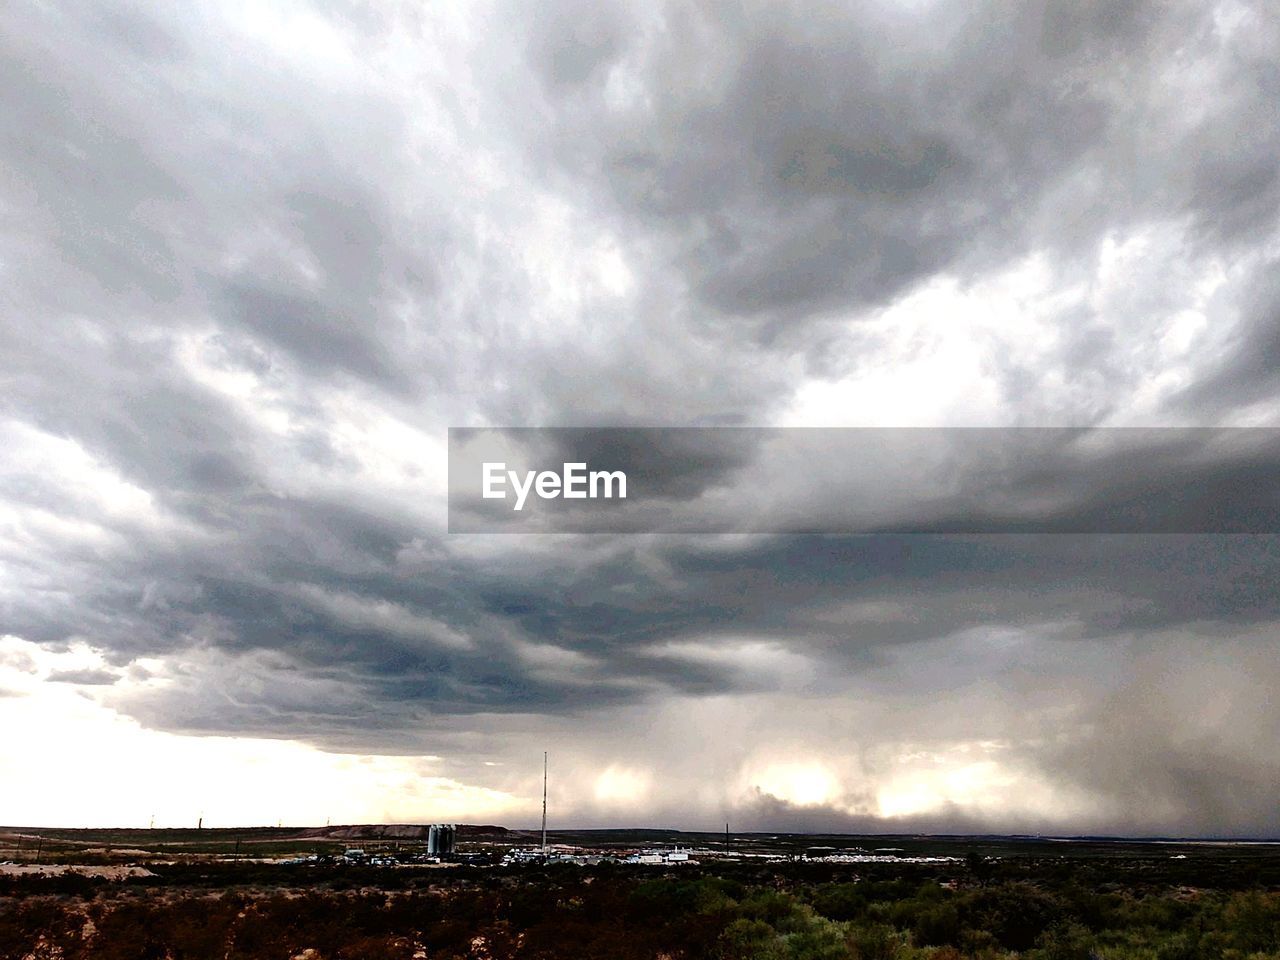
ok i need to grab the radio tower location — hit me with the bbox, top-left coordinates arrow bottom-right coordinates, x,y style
541,751 -> 548,854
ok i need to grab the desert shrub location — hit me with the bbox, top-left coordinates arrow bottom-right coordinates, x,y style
781,916 -> 853,960
740,890 -> 808,931
0,898 -> 84,960
1221,890 -> 1280,954
1153,931 -> 1211,960
1032,922 -> 1097,960
811,884 -> 867,922
911,902 -> 961,948
962,882 -> 1067,952
628,877 -> 733,921
847,922 -> 902,960
718,918 -> 781,960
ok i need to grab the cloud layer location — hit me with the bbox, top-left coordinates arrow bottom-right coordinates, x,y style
2,0 -> 1280,834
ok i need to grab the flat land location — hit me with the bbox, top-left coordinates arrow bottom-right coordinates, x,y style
3,827 -> 1279,959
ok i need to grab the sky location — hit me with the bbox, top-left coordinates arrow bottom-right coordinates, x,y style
1,0 -> 1279,835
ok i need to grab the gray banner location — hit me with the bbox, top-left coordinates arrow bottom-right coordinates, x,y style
448,427 -> 1280,533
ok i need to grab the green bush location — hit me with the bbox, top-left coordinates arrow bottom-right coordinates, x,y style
911,902 -> 961,947
848,922 -> 902,960
812,884 -> 868,922
1032,922 -> 1096,960
781,916 -> 852,960
718,917 -> 780,959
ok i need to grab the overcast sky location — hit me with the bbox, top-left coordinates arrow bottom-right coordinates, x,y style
2,0 -> 1280,835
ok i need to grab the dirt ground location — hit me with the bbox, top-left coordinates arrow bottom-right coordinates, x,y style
0,863 -> 153,879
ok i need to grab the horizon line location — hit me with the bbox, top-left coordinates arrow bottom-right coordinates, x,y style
4,823 -> 1280,844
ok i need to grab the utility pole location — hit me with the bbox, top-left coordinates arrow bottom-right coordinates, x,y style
541,751 -> 548,854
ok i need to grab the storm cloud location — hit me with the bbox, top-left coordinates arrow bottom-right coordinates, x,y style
2,0 -> 1280,835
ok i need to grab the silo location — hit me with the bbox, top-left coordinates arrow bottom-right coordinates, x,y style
427,824 -> 439,856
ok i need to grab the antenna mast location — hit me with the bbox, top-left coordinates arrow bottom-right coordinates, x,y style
541,751 -> 548,853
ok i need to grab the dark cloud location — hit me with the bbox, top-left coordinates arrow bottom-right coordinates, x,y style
2,0 -> 1279,835
510,0 -> 1242,331
1177,259 -> 1280,413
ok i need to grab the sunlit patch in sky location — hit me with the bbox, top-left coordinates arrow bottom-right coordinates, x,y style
593,765 -> 652,806
749,762 -> 840,809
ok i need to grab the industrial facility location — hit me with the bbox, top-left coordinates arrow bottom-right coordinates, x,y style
426,823 -> 455,857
